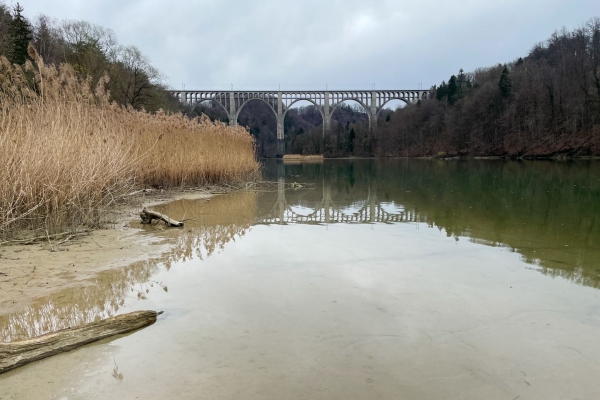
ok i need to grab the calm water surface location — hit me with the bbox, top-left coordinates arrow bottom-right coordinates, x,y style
1,159 -> 599,400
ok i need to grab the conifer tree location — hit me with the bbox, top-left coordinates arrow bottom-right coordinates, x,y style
436,81 -> 448,101
447,75 -> 458,104
498,66 -> 512,97
8,3 -> 32,65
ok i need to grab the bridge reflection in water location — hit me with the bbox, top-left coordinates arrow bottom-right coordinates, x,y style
256,173 -> 421,225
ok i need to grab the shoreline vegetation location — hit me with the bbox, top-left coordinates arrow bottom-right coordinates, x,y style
0,46 -> 259,240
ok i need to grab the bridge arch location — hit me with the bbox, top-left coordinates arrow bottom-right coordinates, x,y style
376,97 -> 410,115
330,98 -> 372,127
283,98 -> 325,120
330,98 -> 370,114
194,98 -> 231,120
234,97 -> 277,121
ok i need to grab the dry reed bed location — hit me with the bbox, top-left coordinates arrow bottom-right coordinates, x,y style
0,46 -> 258,239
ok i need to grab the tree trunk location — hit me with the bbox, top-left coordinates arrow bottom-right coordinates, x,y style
140,207 -> 183,227
0,310 -> 160,374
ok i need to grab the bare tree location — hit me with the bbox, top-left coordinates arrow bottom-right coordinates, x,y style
57,20 -> 118,79
110,45 -> 163,109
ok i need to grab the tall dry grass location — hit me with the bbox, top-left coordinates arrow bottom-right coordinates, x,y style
0,46 -> 258,239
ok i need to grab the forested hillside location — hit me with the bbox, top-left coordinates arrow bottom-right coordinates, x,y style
376,18 -> 600,158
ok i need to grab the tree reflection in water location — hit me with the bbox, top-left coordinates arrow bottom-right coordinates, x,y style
264,159 -> 600,290
0,192 -> 257,342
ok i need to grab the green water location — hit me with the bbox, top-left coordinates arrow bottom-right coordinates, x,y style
261,159 -> 600,288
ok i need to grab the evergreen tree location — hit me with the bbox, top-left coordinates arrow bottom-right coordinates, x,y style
436,81 -> 447,101
8,3 -> 32,65
447,75 -> 458,104
498,66 -> 512,97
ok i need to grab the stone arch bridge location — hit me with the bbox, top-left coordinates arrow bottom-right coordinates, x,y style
168,89 -> 428,156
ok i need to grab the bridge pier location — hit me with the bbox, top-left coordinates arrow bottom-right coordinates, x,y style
276,91 -> 284,157
229,90 -> 237,127
370,91 -> 377,132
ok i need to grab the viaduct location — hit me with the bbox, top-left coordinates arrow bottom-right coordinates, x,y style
168,89 -> 429,156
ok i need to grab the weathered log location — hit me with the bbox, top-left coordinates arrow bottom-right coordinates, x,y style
0,310 -> 161,374
139,207 -> 183,227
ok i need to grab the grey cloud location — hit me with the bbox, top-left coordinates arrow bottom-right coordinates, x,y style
18,0 -> 599,90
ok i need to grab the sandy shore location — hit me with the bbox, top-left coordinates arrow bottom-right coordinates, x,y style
0,190 -> 212,317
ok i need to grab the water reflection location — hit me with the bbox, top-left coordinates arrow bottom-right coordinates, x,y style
1,159 -> 599,342
144,193 -> 257,265
261,159 -> 600,288
0,193 -> 257,342
255,177 -> 420,225
0,258 -> 160,342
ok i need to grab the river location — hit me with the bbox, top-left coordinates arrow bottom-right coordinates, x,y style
1,159 -> 599,399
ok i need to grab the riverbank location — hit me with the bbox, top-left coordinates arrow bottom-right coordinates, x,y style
0,188 -> 215,317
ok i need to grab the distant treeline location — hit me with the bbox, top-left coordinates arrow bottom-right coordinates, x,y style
0,2 -> 180,112
378,18 -> 600,158
197,18 -> 600,158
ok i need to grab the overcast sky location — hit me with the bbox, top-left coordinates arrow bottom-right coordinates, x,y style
14,0 -> 600,91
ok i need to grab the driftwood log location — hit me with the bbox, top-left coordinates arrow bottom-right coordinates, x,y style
140,207 -> 183,227
0,310 -> 161,374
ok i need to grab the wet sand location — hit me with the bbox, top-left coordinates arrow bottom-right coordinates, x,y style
0,228 -> 170,317
0,191 -> 212,326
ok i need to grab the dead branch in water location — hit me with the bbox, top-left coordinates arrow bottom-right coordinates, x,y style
140,208 -> 184,227
0,310 -> 162,375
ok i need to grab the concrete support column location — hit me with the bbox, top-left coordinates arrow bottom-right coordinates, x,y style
321,91 -> 331,155
370,91 -> 378,131
229,91 -> 237,126
276,91 -> 284,157
323,92 -> 331,136
181,92 -> 187,105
